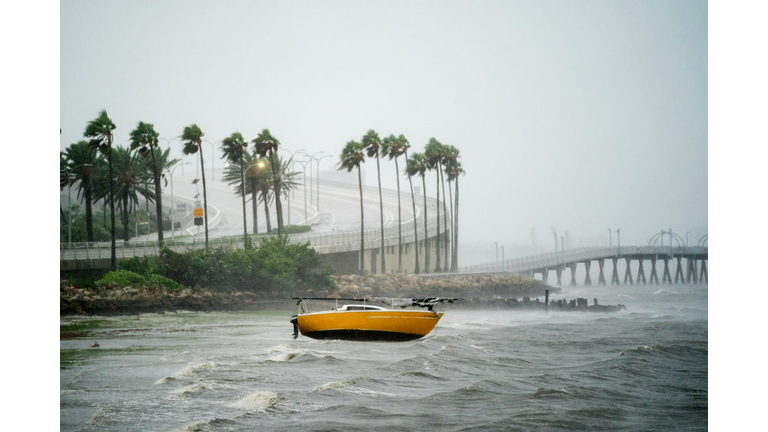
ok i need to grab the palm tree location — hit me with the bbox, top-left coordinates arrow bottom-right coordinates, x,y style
253,129 -> 284,236
425,138 -> 444,272
110,146 -> 153,241
398,135 -> 420,274
438,144 -> 454,272
338,140 -> 366,275
221,132 -> 249,243
84,109 -> 117,269
63,140 -> 99,242
223,150 -> 263,235
382,134 -> 405,273
180,124 -> 209,249
442,145 -> 460,271
129,121 -> 165,246
447,160 -> 464,272
406,152 -> 429,273
362,130 -> 386,274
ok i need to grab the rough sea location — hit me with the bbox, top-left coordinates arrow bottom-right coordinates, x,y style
60,283 -> 707,431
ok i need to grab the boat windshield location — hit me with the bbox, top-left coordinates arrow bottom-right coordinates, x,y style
338,305 -> 387,311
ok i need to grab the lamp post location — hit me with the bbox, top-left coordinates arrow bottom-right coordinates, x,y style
281,148 -> 305,201
294,158 -> 311,222
616,228 -> 621,255
608,228 -> 612,248
308,151 -> 324,206
160,137 -> 182,175
60,163 -> 90,246
501,245 -> 505,271
315,154 -> 333,212
494,241 -> 498,271
165,163 -> 188,240
203,140 -> 218,182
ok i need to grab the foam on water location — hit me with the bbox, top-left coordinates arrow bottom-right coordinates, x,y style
230,390 -> 281,411
173,420 -> 214,432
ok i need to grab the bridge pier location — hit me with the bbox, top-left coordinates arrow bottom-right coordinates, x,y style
650,257 -> 659,284
598,259 -> 606,285
674,257 -> 685,284
583,261 -> 592,285
556,268 -> 562,286
611,257 -> 620,286
699,259 -> 708,284
686,258 -> 698,284
569,264 -> 577,286
623,257 -> 634,285
662,258 -> 672,284
637,259 -> 647,285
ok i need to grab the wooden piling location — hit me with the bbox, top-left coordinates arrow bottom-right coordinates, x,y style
545,289 -> 549,312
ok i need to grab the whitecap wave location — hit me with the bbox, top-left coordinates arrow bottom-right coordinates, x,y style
173,420 -> 213,432
230,390 -> 281,411
174,361 -> 217,378
171,382 -> 211,395
313,378 -> 357,392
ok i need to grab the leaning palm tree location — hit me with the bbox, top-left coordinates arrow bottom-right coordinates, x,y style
180,124 -> 209,249
223,150 -> 264,235
338,140 -> 366,275
441,144 -> 459,271
398,135 -> 420,274
63,140 -> 99,242
382,134 -> 406,273
361,129 -> 386,274
253,129 -> 284,236
406,152 -> 430,273
111,146 -> 154,241
130,121 -> 165,246
447,160 -> 464,272
221,132 -> 249,243
424,138 -> 444,272
84,109 -> 117,269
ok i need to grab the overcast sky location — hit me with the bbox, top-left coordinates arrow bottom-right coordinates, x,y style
59,0 -> 708,258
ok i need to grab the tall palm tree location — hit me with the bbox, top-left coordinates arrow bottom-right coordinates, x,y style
223,150 -> 263,234
361,129 -> 386,274
439,144 -> 456,272
130,121 -> 165,246
382,134 -> 405,273
447,160 -> 464,272
398,135 -> 420,274
110,146 -> 153,241
253,129 -> 284,236
424,138 -> 444,272
84,109 -> 117,269
442,145 -> 461,271
63,140 -> 99,242
180,124 -> 209,249
406,152 -> 429,273
338,140 -> 366,275
221,132 -> 249,243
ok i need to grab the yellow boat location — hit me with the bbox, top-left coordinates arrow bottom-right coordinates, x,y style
290,297 -> 456,342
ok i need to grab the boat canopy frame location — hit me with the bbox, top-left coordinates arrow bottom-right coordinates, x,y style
292,297 -> 458,311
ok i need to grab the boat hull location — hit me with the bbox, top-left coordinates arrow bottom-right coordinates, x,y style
297,310 -> 444,342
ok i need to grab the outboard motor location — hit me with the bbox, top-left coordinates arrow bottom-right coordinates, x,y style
290,315 -> 299,339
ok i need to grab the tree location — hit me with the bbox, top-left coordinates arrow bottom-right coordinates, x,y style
180,124 -> 209,249
130,121 -> 165,246
223,150 -> 264,235
221,132 -> 249,243
63,141 -> 100,242
362,129 -> 386,274
382,133 -> 405,273
442,144 -> 460,272
253,129 -> 284,236
110,146 -> 153,241
446,158 -> 464,272
424,138 -> 444,272
338,140 -> 366,275
398,135 -> 420,274
84,109 -> 117,269
406,152 -> 430,273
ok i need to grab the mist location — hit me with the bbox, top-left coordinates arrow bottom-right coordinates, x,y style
59,0 -> 707,265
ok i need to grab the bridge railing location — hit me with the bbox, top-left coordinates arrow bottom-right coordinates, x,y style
459,246 -> 708,274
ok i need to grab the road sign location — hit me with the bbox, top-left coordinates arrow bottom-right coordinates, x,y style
176,202 -> 186,214
194,208 -> 204,217
194,217 -> 204,226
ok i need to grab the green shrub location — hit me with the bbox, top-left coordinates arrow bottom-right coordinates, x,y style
96,270 -> 147,288
146,274 -> 185,292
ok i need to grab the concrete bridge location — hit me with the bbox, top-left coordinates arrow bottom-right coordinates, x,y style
458,246 -> 708,285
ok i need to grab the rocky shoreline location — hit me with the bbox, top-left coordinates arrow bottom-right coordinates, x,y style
60,273 -> 561,316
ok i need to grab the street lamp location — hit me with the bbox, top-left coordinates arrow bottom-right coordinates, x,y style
616,228 -> 621,255
293,158 -> 312,222
160,137 -> 183,175
315,154 -> 333,212
501,245 -> 505,271
608,228 -> 612,247
307,151 -> 324,206
494,241 -> 499,270
165,163 -> 188,240
281,148 -> 305,201
60,163 -> 90,245
203,140 -> 219,182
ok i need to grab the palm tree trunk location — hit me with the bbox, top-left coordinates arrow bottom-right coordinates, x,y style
269,149 -> 284,236
453,176 -> 460,271
240,156 -> 247,242
434,170 -> 441,272
358,166 -> 365,275
150,152 -> 164,247
394,156 -> 402,273
439,162 -> 449,272
122,194 -> 130,241
447,178 -> 455,272
84,177 -> 94,242
199,144 -> 209,249
422,175 -> 429,273
376,152 -> 385,274
262,191 -> 272,233
407,168 -> 419,274
108,140 -> 116,269
251,183 -> 259,234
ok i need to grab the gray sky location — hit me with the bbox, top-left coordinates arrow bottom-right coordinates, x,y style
60,0 -> 708,260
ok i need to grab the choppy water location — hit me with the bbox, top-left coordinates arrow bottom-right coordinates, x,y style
60,283 -> 707,431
